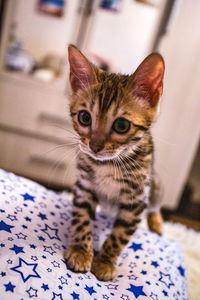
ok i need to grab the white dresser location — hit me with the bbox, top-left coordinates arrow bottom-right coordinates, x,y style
0,0 -> 81,188
0,70 -> 76,188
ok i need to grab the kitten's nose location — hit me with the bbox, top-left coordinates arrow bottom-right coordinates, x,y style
89,141 -> 104,153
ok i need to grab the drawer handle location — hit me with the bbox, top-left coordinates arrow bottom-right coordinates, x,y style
29,155 -> 66,170
38,113 -> 71,127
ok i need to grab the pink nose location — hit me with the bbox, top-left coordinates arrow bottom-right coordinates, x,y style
89,141 -> 104,153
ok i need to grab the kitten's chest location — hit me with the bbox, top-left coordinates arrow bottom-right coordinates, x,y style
92,163 -> 122,202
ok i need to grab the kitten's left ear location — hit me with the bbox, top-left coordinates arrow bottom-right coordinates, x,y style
128,53 -> 165,108
68,45 -> 97,93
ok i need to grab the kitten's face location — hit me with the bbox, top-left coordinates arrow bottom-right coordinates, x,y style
68,46 -> 165,161
70,79 -> 152,161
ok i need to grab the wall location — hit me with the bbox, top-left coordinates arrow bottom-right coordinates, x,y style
14,0 -> 80,60
152,0 -> 200,209
13,0 -> 163,73
86,0 -> 162,74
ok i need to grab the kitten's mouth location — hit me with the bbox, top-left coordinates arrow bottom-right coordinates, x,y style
79,143 -> 119,162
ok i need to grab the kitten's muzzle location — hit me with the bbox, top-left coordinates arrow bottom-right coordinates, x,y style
89,140 -> 104,153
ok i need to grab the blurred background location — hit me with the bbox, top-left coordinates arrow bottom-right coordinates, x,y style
0,0 -> 199,228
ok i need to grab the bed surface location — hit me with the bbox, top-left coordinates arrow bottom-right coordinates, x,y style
0,169 -> 187,299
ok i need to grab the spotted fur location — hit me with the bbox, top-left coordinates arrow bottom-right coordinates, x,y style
64,45 -> 165,281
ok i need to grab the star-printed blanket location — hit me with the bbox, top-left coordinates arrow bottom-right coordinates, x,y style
0,169 -> 187,299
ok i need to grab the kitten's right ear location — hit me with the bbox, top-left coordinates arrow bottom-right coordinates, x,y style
127,53 -> 165,108
68,45 -> 97,93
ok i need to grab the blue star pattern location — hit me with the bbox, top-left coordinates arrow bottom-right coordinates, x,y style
52,292 -> 63,300
38,212 -> 48,220
128,242 -> 143,252
71,291 -> 80,299
0,220 -> 15,232
85,284 -> 97,295
158,271 -> 175,289
4,281 -> 16,292
26,286 -> 38,297
9,244 -> 25,254
41,283 -> 49,291
0,169 -> 188,299
41,224 -> 60,240
59,276 -> 68,284
151,261 -> 159,268
177,265 -> 185,277
21,192 -> 35,202
126,284 -> 147,298
10,258 -> 41,282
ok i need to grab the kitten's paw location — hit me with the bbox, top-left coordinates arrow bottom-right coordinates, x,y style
147,211 -> 163,235
64,245 -> 93,272
91,255 -> 115,281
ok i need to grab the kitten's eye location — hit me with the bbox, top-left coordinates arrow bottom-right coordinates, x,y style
78,110 -> 91,127
112,118 -> 130,134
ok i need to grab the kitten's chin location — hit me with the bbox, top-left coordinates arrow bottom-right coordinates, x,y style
79,144 -> 119,162
83,150 -> 117,162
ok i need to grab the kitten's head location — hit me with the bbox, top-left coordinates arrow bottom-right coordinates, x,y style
68,45 -> 165,161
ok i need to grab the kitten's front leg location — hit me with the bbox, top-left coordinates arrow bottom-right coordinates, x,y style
91,199 -> 147,281
64,181 -> 98,272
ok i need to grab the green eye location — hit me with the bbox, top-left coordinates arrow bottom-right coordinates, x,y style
112,118 -> 130,134
78,110 -> 91,127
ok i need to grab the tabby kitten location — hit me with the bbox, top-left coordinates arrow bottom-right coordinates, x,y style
64,45 -> 165,281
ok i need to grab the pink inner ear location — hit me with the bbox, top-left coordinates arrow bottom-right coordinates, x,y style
68,45 -> 97,93
129,54 -> 165,108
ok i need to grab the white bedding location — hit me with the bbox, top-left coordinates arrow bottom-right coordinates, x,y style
0,169 -> 187,299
